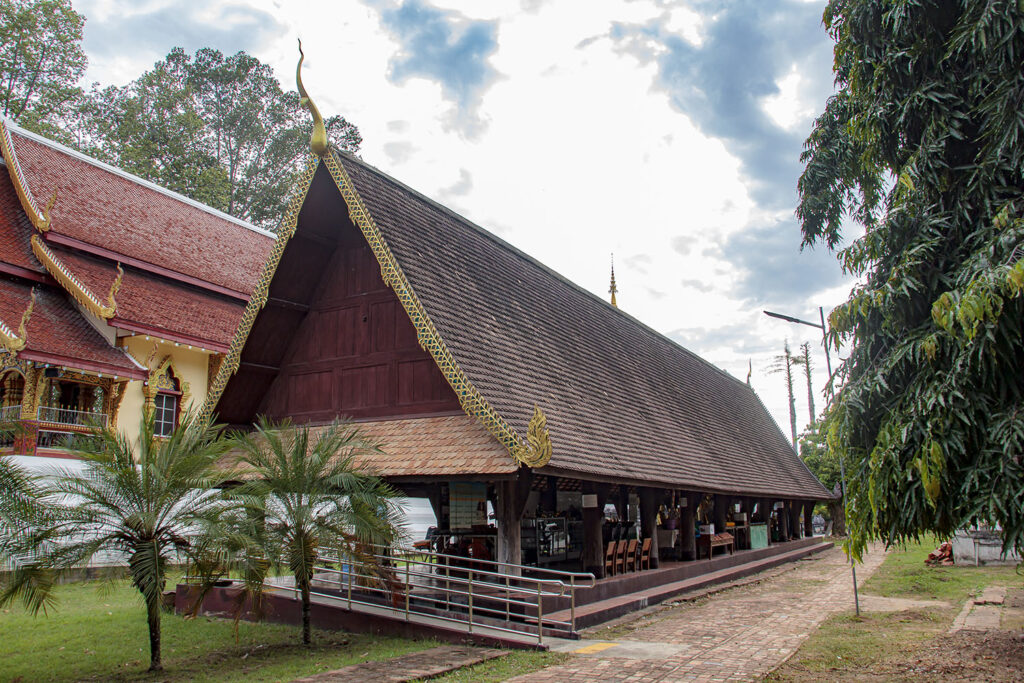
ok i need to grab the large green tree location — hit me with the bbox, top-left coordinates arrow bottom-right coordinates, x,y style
798,0 -> 1024,559
91,48 -> 362,229
0,0 -> 86,139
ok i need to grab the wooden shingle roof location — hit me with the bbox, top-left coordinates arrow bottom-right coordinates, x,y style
332,151 -> 830,499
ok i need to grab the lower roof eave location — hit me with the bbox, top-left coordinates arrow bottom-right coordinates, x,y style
375,465 -> 830,501
19,349 -> 148,380
112,318 -> 231,354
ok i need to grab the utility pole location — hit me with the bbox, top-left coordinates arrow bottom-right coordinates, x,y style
764,306 -> 860,616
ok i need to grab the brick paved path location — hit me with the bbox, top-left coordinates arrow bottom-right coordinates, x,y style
510,545 -> 886,682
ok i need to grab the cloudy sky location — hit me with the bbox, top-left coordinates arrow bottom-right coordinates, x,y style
76,0 -> 852,442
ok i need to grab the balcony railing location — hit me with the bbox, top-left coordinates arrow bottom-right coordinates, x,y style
0,404 -> 21,424
37,406 -> 109,428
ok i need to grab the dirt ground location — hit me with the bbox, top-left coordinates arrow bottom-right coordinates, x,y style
775,587 -> 1024,682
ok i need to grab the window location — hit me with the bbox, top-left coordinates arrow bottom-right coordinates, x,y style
153,392 -> 178,437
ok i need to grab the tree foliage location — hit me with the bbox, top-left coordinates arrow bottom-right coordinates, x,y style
88,48 -> 362,229
798,0 -> 1024,559
0,411 -> 232,671
0,0 -> 86,140
217,418 -> 403,646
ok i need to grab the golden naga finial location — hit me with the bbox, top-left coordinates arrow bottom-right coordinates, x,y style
609,253 -> 618,308
513,405 -> 552,468
0,288 -> 35,352
106,263 -> 124,310
296,39 -> 329,157
38,189 -> 58,232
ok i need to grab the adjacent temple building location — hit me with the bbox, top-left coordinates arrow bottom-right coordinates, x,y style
1,79 -> 829,585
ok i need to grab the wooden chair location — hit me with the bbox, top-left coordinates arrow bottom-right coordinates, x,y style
639,537 -> 652,570
625,538 -> 638,572
615,539 -> 628,575
604,541 -> 617,577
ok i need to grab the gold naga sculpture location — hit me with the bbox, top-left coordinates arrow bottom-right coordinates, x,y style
296,39 -> 329,157
0,289 -> 35,353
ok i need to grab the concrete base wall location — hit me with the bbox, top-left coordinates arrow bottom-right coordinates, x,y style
952,529 -> 1021,566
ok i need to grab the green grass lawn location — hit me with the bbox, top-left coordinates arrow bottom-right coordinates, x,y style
0,579 -> 434,682
767,536 -> 1023,681
860,537 -> 1019,603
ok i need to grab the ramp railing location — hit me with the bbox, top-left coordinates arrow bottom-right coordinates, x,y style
271,542 -> 595,644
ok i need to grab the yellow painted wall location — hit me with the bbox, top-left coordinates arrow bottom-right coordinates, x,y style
117,337 -> 213,446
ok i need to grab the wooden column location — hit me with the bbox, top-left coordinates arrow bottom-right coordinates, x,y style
803,501 -> 814,537
582,482 -> 610,577
614,485 -> 629,522
680,492 -> 697,561
778,500 -> 790,541
639,487 -> 660,568
790,502 -> 803,539
713,494 -> 730,534
495,469 -> 532,575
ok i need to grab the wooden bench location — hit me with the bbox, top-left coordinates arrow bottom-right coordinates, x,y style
698,532 -> 735,559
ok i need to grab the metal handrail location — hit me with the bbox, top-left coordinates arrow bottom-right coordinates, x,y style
0,405 -> 21,423
37,405 -> 108,427
358,541 -> 597,589
209,542 -> 596,645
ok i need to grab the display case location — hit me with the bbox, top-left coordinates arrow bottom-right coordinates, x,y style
521,518 -> 569,566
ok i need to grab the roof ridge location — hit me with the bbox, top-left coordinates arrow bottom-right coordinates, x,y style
3,118 -> 277,239
335,150 -> 753,393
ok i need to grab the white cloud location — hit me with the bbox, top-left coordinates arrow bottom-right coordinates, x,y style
74,0 -> 846,444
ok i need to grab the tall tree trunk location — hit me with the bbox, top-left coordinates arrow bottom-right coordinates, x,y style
300,580 -> 312,646
146,592 -> 162,671
801,342 -> 815,423
785,346 -> 797,445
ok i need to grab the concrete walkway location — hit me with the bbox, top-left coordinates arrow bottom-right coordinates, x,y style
508,544 -> 886,682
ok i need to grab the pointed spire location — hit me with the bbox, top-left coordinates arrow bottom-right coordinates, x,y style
609,253 -> 618,308
746,359 -> 753,386
296,39 -> 329,157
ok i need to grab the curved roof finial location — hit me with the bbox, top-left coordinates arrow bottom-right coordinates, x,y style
296,39 -> 329,157
609,253 -> 618,308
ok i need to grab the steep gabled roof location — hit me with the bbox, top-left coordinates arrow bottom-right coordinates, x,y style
0,279 -> 145,378
209,149 -> 829,500
1,120 -> 274,299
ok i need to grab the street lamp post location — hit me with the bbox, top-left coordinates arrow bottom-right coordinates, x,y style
763,306 -> 860,616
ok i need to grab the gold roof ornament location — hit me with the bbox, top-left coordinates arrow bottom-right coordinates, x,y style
513,405 -> 552,467
296,39 -> 329,157
31,234 -> 122,319
609,253 -> 618,308
0,288 -> 35,353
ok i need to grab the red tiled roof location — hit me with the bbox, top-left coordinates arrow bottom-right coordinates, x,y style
0,164 -> 42,274
0,279 -> 144,378
52,246 -> 245,350
333,152 -> 831,499
6,124 -> 274,296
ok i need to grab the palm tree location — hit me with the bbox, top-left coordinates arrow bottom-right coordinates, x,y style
225,418 -> 404,646
0,410 -> 232,672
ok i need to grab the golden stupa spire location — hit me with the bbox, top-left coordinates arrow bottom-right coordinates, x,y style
609,253 -> 618,308
296,39 -> 329,157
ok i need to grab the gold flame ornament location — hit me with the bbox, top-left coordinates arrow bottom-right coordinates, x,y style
514,405 -> 552,467
0,288 -> 35,352
296,39 -> 329,157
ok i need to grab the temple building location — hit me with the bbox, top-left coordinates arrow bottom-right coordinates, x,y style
1,102 -> 830,581
202,108 -> 831,577
0,118 -> 273,461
